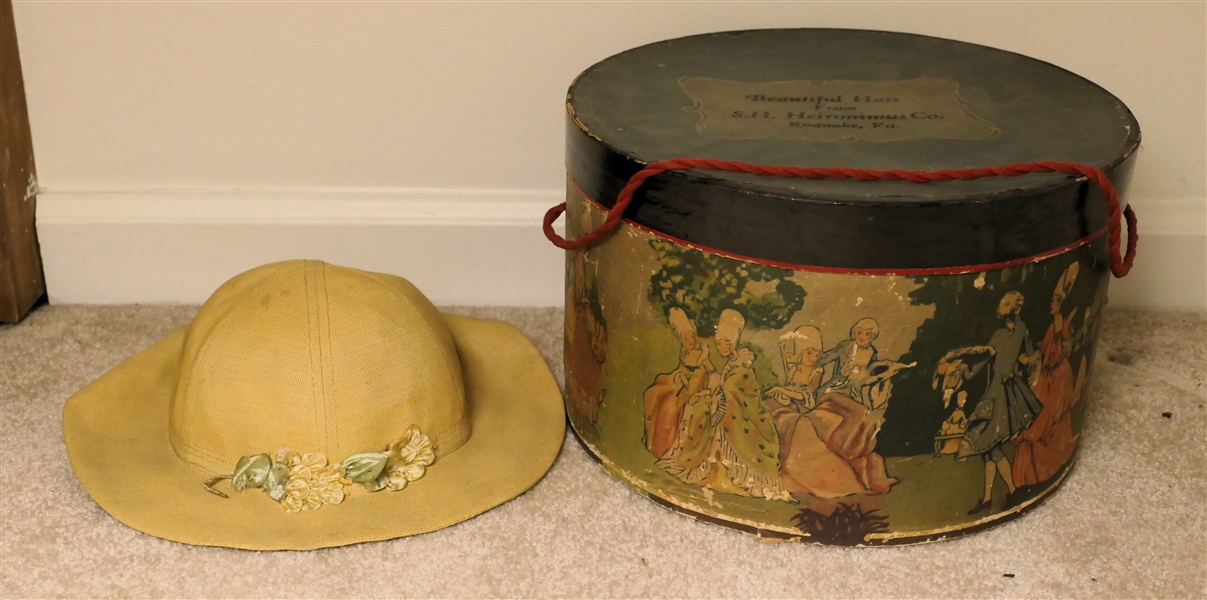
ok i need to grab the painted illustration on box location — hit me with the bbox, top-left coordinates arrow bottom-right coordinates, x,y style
562,182 -> 1110,545
565,209 -> 609,433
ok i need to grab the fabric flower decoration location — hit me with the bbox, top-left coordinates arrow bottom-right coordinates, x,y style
342,452 -> 389,485
278,450 -> 346,513
230,453 -> 272,491
218,425 -> 434,512
384,426 -> 436,491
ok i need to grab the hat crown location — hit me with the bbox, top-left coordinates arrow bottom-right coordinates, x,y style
169,261 -> 469,473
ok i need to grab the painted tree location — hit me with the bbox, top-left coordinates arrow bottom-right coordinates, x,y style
877,239 -> 1108,457
647,239 -> 806,338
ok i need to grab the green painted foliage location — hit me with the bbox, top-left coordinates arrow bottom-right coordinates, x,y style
647,239 -> 806,337
878,240 -> 1109,457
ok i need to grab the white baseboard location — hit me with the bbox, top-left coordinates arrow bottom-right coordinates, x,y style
36,187 -> 568,306
35,187 -> 1206,310
1106,233 -> 1206,311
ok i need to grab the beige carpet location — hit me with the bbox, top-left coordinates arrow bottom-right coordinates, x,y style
1,306 -> 1204,599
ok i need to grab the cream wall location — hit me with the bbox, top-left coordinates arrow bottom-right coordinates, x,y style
15,1 -> 1206,309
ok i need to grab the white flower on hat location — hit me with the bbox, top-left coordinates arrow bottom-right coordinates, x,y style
385,426 -> 436,491
279,451 -> 346,513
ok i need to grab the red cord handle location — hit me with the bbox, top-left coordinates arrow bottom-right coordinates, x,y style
544,159 -> 1137,278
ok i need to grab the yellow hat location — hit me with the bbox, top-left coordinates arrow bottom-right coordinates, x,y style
62,260 -> 565,550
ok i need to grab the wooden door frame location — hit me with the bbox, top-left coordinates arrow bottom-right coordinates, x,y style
1,0 -> 45,323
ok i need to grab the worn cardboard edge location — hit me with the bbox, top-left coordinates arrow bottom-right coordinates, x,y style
566,417 -> 1074,548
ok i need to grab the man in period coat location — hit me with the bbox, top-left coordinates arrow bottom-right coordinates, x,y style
957,291 -> 1044,515
816,317 -> 880,405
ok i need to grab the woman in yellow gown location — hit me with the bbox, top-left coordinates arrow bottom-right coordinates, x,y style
657,309 -> 789,501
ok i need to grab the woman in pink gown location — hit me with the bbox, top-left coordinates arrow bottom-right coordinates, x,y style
1013,264 -> 1081,486
643,308 -> 714,458
770,326 -> 900,498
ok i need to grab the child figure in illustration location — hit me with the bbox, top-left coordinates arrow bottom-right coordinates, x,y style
657,309 -> 789,501
936,391 -> 969,456
957,291 -> 1044,515
643,308 -> 716,459
816,318 -> 880,405
1013,263 -> 1082,486
932,346 -> 995,456
932,346 -> 995,408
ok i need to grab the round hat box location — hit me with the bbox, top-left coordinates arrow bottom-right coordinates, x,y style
556,29 -> 1139,546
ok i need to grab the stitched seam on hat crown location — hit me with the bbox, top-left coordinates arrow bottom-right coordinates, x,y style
175,263 -> 472,471
174,262 -> 311,471
357,270 -> 470,457
305,263 -> 327,458
323,263 -> 339,457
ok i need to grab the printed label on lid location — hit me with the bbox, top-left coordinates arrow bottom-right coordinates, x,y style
679,76 -> 1000,142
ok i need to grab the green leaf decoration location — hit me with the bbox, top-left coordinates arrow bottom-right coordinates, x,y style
362,470 -> 391,493
264,463 -> 291,502
341,452 -> 389,483
216,426 -> 436,509
231,454 -> 272,491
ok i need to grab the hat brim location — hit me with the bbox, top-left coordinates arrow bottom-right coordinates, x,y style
63,314 -> 565,550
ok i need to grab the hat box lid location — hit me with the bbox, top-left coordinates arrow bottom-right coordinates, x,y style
566,29 -> 1140,271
